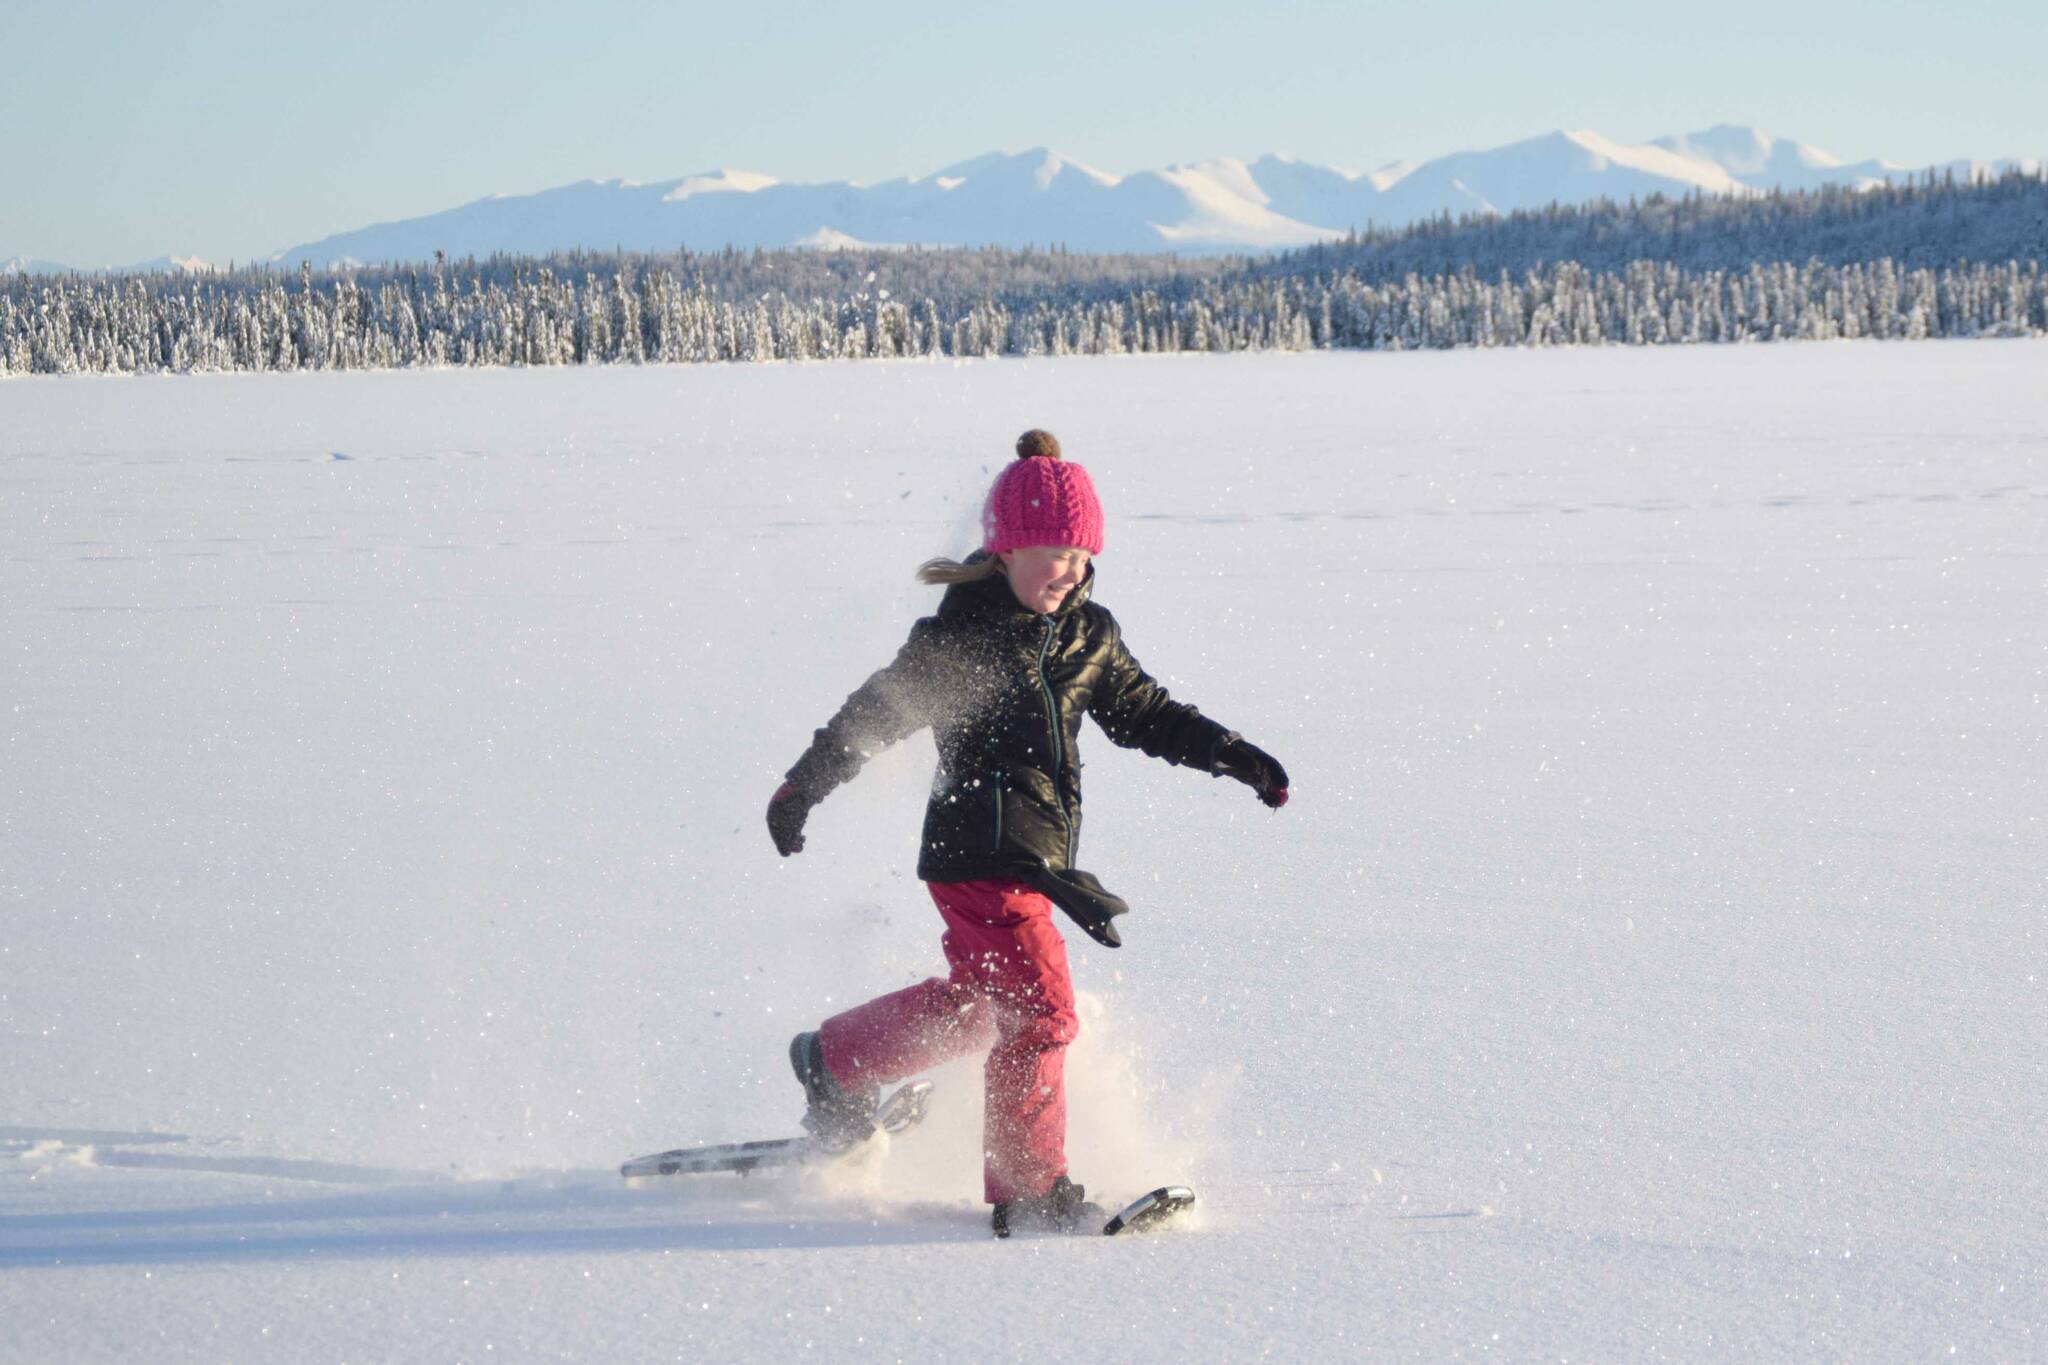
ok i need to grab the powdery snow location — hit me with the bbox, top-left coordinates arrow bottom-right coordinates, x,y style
1,342 -> 2043,1360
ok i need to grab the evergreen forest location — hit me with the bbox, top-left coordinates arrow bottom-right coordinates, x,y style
5,169 -> 2044,377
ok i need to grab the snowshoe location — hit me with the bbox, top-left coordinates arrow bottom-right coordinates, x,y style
1102,1185 -> 1197,1236
619,1079 -> 933,1180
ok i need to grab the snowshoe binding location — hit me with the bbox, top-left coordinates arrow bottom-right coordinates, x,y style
991,1175 -> 1107,1239
789,1030 -> 880,1153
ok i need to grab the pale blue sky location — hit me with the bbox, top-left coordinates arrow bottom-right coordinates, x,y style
5,0 -> 2043,266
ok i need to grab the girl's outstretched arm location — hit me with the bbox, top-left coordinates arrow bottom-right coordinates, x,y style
1090,611 -> 1290,807
1087,610 -> 1237,770
781,616 -> 955,808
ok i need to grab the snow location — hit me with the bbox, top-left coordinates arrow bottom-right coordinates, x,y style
2,342 -> 2043,1359
1652,124 -> 1850,177
790,227 -> 900,251
1368,157 -> 1425,192
1554,129 -> 1753,195
3,254 -> 215,277
1651,126 -> 1912,196
1023,148 -> 1118,192
122,254 -> 221,275
661,170 -> 780,203
1144,166 -> 1337,249
1186,156 -> 1276,206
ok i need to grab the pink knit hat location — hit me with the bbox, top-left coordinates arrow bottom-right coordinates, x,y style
981,429 -> 1106,556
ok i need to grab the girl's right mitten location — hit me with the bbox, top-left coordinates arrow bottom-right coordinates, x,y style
766,782 -> 817,856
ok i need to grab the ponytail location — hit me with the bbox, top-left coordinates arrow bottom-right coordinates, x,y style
916,555 -> 1003,586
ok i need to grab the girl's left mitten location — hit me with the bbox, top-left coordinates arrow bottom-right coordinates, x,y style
766,782 -> 817,855
1215,738 -> 1290,809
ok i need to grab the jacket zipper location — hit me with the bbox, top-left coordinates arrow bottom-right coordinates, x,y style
991,769 -> 1005,852
1036,618 -> 1076,865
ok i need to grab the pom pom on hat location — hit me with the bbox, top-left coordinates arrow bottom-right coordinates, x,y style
983,428 -> 1105,555
1016,429 -> 1062,460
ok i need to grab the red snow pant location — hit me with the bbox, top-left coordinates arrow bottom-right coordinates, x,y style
817,878 -> 1077,1205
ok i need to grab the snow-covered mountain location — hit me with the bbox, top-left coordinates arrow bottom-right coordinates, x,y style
11,126 -> 2036,273
132,255 -> 221,275
262,147 -> 1332,267
3,254 -> 218,277
1649,126 -> 1896,192
265,124 -> 2038,268
2,256 -> 79,276
1650,126 -> 2045,196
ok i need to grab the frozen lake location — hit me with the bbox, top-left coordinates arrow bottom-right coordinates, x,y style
3,342 -> 2043,1359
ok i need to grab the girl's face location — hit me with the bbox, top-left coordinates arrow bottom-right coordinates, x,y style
999,545 -> 1092,614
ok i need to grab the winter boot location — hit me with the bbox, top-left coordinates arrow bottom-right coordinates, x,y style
991,1176 -> 1107,1239
789,1030 -> 879,1150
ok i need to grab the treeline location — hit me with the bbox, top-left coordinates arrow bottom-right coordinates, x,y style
6,257 -> 2042,376
452,242 -> 1234,311
1263,165 -> 2048,280
2,169 -> 2044,377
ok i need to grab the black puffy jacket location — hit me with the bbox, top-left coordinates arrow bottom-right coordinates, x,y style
785,561 -> 1237,884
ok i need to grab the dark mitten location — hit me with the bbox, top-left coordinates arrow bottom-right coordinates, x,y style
766,781 -> 817,856
1215,737 -> 1290,809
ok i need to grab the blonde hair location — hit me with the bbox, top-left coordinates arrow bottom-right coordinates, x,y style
916,555 -> 1003,586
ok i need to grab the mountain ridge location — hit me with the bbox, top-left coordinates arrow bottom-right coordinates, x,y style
7,125 -> 2040,274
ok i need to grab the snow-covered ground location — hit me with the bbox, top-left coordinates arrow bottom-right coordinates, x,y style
2,343 -> 2041,1360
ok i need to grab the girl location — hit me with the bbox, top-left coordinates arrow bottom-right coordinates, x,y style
765,429 -> 1289,1237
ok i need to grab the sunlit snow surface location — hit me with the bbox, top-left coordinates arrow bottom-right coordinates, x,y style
3,345 -> 2042,1360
